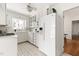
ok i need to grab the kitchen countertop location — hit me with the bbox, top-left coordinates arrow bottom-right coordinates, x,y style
0,35 -> 17,38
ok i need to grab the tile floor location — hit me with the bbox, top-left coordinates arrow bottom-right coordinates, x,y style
17,42 -> 46,56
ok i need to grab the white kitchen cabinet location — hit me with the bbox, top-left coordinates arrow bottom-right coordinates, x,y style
28,31 -> 34,44
17,31 -> 28,43
0,35 -> 17,56
0,3 -> 6,25
28,16 -> 38,46
28,30 -> 39,47
32,32 -> 38,47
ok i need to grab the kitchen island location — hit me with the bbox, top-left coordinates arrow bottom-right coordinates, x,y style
0,35 -> 17,56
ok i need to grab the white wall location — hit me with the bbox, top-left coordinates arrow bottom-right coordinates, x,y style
64,13 -> 72,39
72,15 -> 79,21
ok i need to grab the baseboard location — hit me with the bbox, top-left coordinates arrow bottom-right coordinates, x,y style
59,50 -> 64,56
27,41 -> 38,48
18,41 -> 38,48
39,48 -> 48,56
18,41 -> 28,44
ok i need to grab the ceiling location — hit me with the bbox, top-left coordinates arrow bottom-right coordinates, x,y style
6,3 -> 54,16
64,6 -> 79,17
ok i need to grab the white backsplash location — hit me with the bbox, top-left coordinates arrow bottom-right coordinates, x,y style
0,26 -> 14,33
0,26 -> 7,33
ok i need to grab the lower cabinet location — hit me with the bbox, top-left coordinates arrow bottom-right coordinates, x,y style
0,36 -> 17,56
28,31 -> 38,47
17,31 -> 27,43
28,32 -> 34,44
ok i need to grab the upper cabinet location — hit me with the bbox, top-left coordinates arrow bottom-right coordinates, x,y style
0,3 -> 6,25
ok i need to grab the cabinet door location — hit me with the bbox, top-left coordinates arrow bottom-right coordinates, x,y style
6,15 -> 12,27
0,37 -> 17,56
0,3 -> 6,25
28,32 -> 33,44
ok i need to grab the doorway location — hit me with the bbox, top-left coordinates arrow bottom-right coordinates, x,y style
64,6 -> 79,56
72,20 -> 79,40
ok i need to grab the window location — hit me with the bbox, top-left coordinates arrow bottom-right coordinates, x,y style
12,18 -> 26,30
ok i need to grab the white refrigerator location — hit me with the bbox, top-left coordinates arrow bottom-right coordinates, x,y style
38,13 -> 63,56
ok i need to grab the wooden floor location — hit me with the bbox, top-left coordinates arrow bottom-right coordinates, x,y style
17,42 -> 46,56
64,36 -> 79,56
